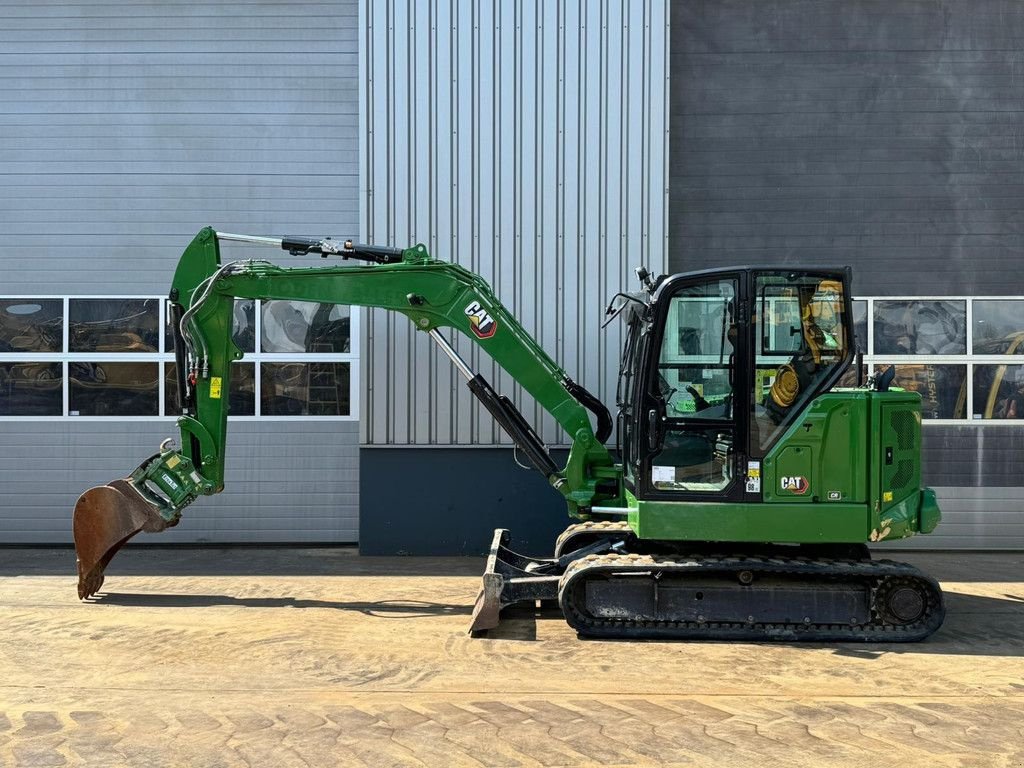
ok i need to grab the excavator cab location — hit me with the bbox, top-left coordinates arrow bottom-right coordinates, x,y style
619,268 -> 853,503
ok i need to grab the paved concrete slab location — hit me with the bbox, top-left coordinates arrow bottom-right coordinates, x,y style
1,547 -> 1022,767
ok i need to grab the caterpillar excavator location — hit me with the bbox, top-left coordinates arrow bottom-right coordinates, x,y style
72,228 -> 945,642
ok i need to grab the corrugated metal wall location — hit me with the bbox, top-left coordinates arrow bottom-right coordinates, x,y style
0,0 -> 359,295
669,0 -> 1024,550
360,0 -> 669,446
0,0 -> 362,543
1,422 -> 360,544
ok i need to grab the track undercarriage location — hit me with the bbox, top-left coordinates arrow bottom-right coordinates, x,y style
469,523 -> 945,642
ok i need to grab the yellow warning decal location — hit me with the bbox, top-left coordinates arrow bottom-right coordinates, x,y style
210,377 -> 222,399
883,491 -> 893,502
166,454 -> 180,469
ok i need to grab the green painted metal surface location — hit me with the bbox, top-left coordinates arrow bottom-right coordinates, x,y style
629,498 -> 869,543
762,393 -> 869,507
627,389 -> 940,544
116,227 -> 943,550
158,228 -> 619,519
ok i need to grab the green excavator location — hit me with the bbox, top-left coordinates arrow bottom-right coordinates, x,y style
73,228 -> 945,642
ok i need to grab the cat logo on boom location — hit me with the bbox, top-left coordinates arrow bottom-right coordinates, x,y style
780,476 -> 809,494
465,301 -> 497,339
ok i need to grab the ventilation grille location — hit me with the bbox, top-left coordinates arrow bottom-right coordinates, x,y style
891,459 -> 915,492
890,410 -> 915,450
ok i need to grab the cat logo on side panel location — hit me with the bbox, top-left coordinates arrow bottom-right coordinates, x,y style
780,476 -> 809,495
464,301 -> 497,339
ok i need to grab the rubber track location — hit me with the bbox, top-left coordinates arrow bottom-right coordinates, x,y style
558,552 -> 945,642
554,520 -> 633,558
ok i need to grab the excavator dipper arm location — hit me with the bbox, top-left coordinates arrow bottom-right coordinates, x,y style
73,227 -> 621,599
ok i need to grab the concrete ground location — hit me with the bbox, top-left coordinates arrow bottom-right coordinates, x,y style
0,547 -> 1022,768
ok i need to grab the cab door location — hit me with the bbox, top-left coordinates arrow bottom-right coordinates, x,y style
634,272 -> 749,501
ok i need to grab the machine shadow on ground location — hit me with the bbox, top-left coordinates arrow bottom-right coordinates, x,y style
85,586 -> 1024,659
0,545 -> 486,578
90,592 -> 474,617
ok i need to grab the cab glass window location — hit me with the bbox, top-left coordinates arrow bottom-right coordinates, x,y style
752,274 -> 849,453
651,278 -> 737,493
656,280 -> 736,420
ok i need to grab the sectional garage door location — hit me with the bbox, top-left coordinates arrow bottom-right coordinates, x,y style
0,1 -> 361,543
669,1 -> 1024,549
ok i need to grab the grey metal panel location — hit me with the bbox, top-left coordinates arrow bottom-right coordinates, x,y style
875,486 -> 1024,551
918,425 -> 1024,547
669,1 -> 1024,549
923,426 -> 1024,488
359,446 -> 569,556
0,421 -> 359,544
360,0 -> 670,446
0,0 -> 362,543
669,0 -> 1024,297
0,0 -> 360,297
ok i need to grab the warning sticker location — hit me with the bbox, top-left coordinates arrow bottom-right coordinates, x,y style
746,461 -> 761,493
652,465 -> 675,484
209,376 -> 222,399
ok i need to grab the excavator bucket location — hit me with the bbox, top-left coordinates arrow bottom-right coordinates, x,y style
72,479 -> 173,599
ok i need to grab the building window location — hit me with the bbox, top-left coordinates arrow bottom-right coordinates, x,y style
873,364 -> 967,420
858,296 -> 1024,424
0,362 -> 63,415
261,300 -> 351,354
261,362 -> 350,416
0,300 -> 63,353
873,300 -> 966,356
972,300 -> 1024,354
0,296 -> 358,421
69,299 -> 159,353
165,362 -> 256,417
974,364 -> 1024,420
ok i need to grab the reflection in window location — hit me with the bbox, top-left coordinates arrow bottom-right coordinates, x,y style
876,364 -> 966,419
164,299 -> 255,354
837,363 -> 866,389
69,362 -> 159,416
752,274 -> 849,452
653,278 -> 737,492
852,300 -> 867,353
0,300 -> 63,353
165,363 -> 255,416
0,363 -> 62,415
261,363 -> 350,416
69,299 -> 159,353
658,281 -> 735,419
973,300 -> 1024,355
261,301 -> 350,353
874,300 -> 965,355
974,364 -> 1024,419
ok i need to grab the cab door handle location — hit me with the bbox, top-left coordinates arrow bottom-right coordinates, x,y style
648,408 -> 661,450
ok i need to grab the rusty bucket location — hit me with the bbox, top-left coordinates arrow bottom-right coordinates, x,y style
72,479 -> 172,599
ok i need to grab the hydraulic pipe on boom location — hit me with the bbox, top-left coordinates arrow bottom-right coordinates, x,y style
73,228 -> 623,600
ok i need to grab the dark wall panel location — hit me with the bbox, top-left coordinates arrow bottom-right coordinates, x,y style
670,0 -> 1024,296
359,448 -> 570,556
923,426 -> 1024,487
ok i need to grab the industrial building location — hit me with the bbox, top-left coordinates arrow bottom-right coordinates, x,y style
1,0 -> 1020,552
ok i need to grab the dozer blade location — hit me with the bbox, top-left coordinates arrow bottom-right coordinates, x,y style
468,529 -> 561,636
73,479 -> 172,600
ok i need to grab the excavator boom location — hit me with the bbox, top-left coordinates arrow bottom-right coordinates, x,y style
73,228 -> 621,602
